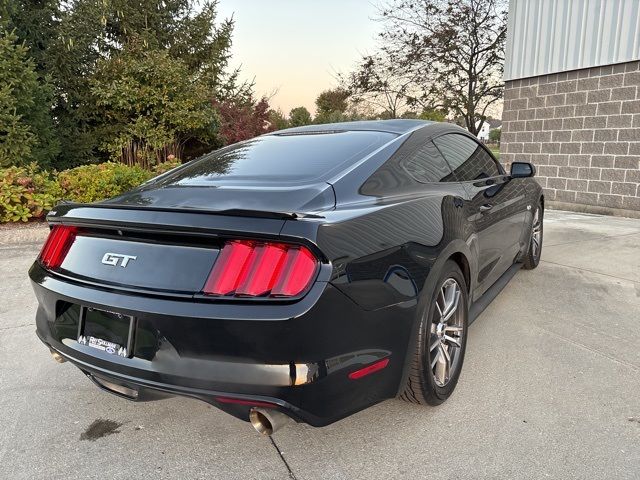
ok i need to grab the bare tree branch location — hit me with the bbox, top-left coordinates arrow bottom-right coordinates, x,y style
346,0 -> 508,133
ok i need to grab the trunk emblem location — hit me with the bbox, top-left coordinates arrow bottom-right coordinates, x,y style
102,253 -> 137,268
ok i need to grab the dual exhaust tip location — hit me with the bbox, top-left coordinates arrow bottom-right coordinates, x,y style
249,408 -> 292,436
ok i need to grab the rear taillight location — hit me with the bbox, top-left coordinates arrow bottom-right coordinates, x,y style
39,225 -> 78,269
203,240 -> 319,298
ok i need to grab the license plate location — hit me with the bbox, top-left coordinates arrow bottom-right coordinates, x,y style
84,336 -> 123,356
77,306 -> 135,358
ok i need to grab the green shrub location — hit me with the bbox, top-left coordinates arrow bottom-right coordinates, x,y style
57,160 -> 182,203
150,159 -> 182,176
58,162 -> 154,203
0,164 -> 62,222
1,160 -> 182,222
489,127 -> 501,143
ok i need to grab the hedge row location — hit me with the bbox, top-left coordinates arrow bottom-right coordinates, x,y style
0,161 -> 179,223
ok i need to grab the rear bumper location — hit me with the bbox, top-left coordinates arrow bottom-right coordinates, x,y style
38,334 -> 316,424
30,263 -> 416,427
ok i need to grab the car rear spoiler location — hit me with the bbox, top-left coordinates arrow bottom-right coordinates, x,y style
44,202 -> 324,238
47,202 -> 324,222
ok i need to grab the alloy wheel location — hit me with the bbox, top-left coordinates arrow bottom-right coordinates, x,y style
531,207 -> 542,260
429,278 -> 464,387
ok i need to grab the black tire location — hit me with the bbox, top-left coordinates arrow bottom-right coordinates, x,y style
522,200 -> 543,270
399,260 -> 469,406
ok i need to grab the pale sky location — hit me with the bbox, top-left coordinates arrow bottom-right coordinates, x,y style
217,1 -> 381,115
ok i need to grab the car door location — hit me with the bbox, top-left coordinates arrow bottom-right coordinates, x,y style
433,133 -> 528,299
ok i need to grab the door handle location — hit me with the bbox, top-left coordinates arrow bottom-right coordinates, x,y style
479,204 -> 493,213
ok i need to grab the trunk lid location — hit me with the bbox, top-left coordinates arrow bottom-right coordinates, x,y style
46,204 -> 293,296
60,233 -> 219,294
44,152 -> 335,294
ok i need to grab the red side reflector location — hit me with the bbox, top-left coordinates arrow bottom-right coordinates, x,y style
203,240 -> 319,298
39,225 -> 78,269
215,396 -> 276,408
348,358 -> 390,380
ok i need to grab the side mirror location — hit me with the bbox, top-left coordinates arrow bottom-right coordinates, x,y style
510,162 -> 536,178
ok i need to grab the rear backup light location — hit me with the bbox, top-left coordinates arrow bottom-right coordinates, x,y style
39,225 -> 78,269
203,240 -> 319,298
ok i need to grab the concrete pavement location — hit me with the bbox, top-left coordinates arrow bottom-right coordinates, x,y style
1,210 -> 639,479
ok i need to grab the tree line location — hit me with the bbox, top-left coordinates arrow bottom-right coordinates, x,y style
268,0 -> 508,137
1,0 -> 268,170
343,0 -> 507,136
0,0 -> 506,171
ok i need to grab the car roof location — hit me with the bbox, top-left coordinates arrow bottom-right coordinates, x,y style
272,119 -> 437,136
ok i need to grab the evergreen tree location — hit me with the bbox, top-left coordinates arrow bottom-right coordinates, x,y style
0,29 -> 58,167
2,0 -> 240,168
1,1 -> 60,167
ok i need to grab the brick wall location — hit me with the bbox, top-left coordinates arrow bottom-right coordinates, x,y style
501,60 -> 640,214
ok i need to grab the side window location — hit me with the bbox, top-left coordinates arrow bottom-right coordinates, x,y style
361,131 -> 455,196
400,140 -> 454,183
433,134 -> 501,181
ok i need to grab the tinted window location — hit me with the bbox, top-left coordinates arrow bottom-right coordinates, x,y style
400,140 -> 453,183
360,130 -> 455,196
158,131 -> 396,186
433,134 -> 501,181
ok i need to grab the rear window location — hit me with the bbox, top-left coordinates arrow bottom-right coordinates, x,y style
163,131 -> 396,186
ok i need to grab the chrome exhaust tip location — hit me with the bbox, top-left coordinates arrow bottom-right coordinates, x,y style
249,408 -> 292,436
51,350 -> 66,363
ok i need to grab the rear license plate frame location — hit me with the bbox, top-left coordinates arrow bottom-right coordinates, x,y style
77,306 -> 136,358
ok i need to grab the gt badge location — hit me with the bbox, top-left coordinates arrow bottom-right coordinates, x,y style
101,253 -> 137,268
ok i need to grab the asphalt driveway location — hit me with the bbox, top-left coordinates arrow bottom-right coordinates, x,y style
1,210 -> 639,479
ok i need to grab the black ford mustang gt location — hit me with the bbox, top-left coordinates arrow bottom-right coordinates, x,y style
30,119 -> 543,435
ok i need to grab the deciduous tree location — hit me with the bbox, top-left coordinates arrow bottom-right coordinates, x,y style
315,88 -> 349,116
344,45 -> 434,118
267,108 -> 289,131
215,96 -> 273,145
289,106 -> 312,127
314,88 -> 353,124
90,45 -> 217,167
376,0 -> 507,134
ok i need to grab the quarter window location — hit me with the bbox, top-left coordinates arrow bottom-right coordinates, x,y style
433,134 -> 501,181
400,140 -> 454,183
361,131 -> 456,196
